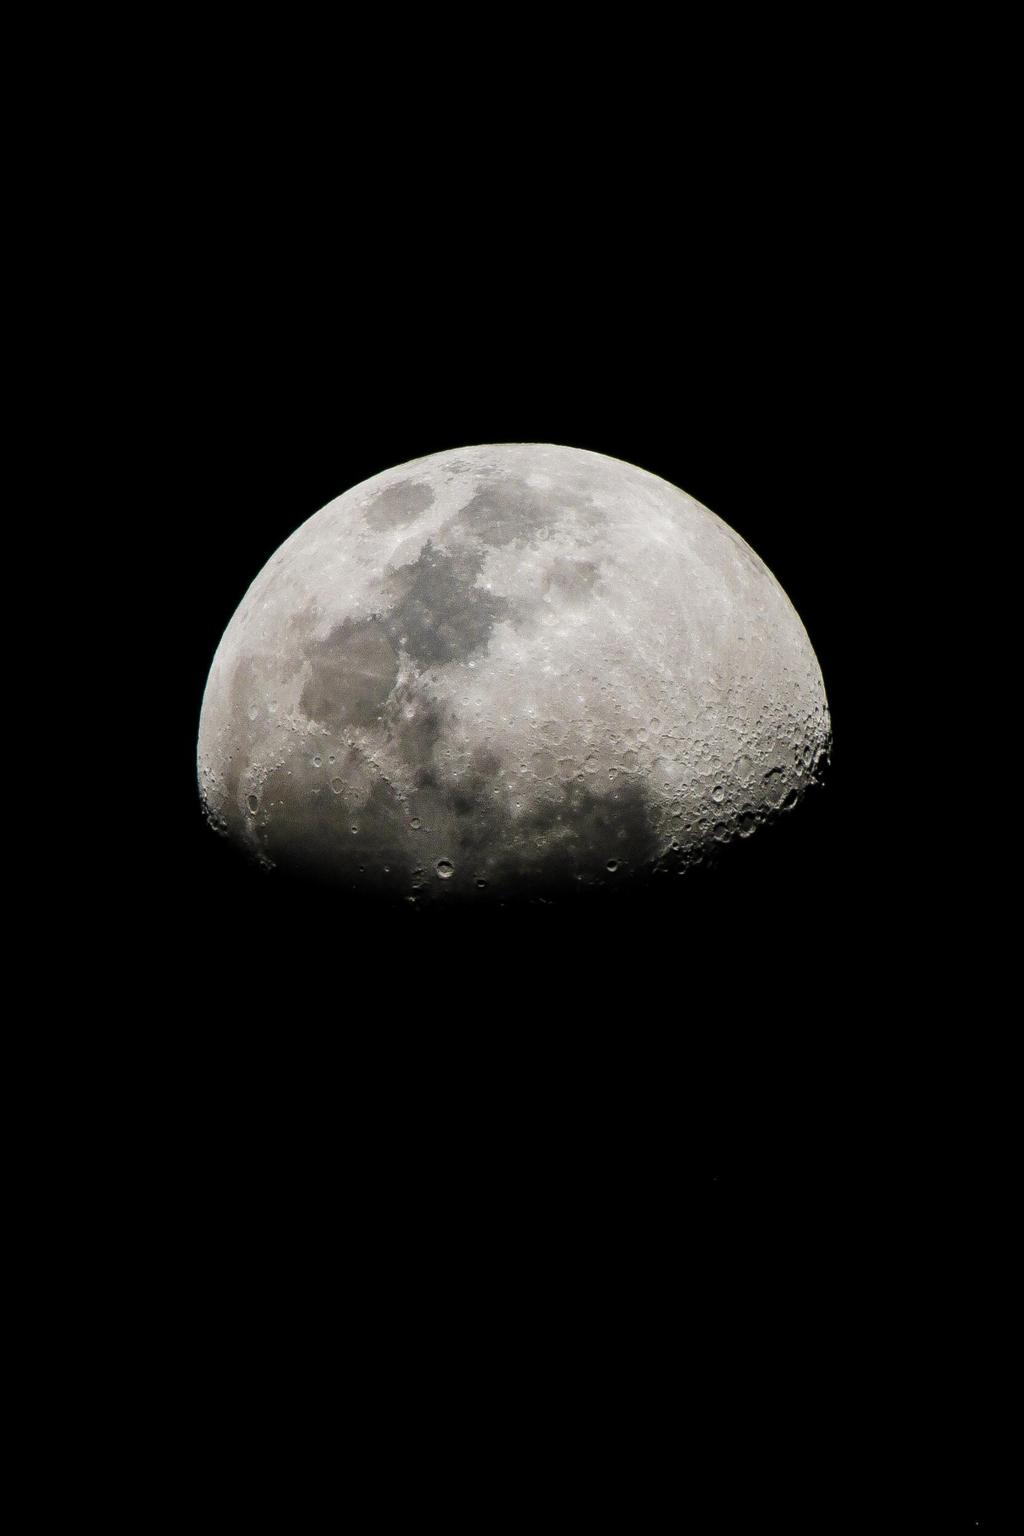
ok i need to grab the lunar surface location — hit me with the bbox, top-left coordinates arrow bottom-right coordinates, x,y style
198,444 -> 830,901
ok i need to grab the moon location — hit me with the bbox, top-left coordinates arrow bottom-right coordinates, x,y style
198,444 -> 830,900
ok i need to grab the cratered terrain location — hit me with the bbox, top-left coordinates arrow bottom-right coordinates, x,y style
198,444 -> 830,901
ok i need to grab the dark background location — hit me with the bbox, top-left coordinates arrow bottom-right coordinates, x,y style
150,308 -> 1004,1530
116,58 -> 1008,1527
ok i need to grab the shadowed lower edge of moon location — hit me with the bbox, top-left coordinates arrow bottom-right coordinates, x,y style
200,737 -> 832,906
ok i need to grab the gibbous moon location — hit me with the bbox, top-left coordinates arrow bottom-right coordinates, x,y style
198,444 -> 830,900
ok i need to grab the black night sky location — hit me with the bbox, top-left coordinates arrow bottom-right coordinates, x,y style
122,55 -> 1008,1531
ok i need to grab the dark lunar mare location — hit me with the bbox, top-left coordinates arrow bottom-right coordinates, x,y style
297,541 -> 511,736
447,475 -> 605,549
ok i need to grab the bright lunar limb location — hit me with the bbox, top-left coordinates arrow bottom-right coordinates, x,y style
198,444 -> 830,900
